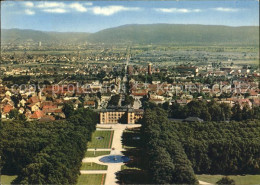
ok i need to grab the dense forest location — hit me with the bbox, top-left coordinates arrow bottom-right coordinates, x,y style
140,107 -> 260,184
175,120 -> 260,175
170,100 -> 260,121
0,107 -> 98,184
141,99 -> 260,121
141,108 -> 198,184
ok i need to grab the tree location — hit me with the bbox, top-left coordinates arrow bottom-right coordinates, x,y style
252,106 -> 260,120
97,92 -> 102,100
242,104 -> 253,120
141,107 -> 198,184
11,95 -> 21,108
8,109 -> 19,119
17,114 -> 27,121
219,103 -> 232,121
62,103 -> 74,118
122,95 -> 134,106
43,80 -> 51,85
150,147 -> 175,184
162,102 -> 169,111
231,103 -> 242,121
1,108 -> 97,184
140,95 -> 149,109
118,113 -> 127,124
108,95 -> 120,106
208,100 -> 222,121
216,176 -> 235,185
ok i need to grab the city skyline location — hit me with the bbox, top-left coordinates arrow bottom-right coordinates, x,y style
2,1 -> 259,33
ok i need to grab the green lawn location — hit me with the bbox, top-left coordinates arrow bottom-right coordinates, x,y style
197,174 -> 260,185
1,175 -> 17,185
88,130 -> 114,149
77,174 -> 106,185
81,162 -> 108,170
121,165 -> 141,171
85,151 -> 111,157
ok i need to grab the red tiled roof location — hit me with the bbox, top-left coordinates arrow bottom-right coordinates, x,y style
249,90 -> 258,96
27,96 -> 40,104
54,109 -> 62,113
3,104 -> 14,113
27,103 -> 36,107
85,101 -> 95,105
131,89 -> 148,96
30,110 -> 44,119
42,105 -> 57,109
41,101 -> 55,106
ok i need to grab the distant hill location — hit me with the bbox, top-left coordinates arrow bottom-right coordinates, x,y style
1,29 -> 90,44
1,24 -> 259,46
1,29 -> 55,43
88,24 -> 259,46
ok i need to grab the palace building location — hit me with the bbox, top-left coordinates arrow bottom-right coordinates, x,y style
99,106 -> 143,124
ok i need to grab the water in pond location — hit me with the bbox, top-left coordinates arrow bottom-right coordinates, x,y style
99,155 -> 130,163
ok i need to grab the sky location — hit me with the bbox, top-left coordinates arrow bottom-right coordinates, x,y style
1,1 -> 259,33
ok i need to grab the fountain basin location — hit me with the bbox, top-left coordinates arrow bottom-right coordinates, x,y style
99,155 -> 130,163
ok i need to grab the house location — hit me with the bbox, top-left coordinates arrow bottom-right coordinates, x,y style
1,96 -> 13,105
27,103 -> 40,112
149,94 -> 165,104
248,90 -> 259,99
27,96 -> 40,104
2,104 -> 14,118
18,107 -> 25,114
236,99 -> 252,109
131,89 -> 148,98
30,110 -> 45,120
84,100 -> 95,108
5,91 -> 12,97
19,99 -> 27,107
176,99 -> 191,106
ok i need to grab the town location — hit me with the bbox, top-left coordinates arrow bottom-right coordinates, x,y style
1,1 -> 259,185
0,45 -> 259,123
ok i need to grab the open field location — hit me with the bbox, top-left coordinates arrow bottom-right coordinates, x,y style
88,130 -> 114,149
1,175 -> 17,185
77,174 -> 106,185
223,60 -> 259,65
85,151 -> 111,157
197,174 -> 260,185
81,162 -> 108,170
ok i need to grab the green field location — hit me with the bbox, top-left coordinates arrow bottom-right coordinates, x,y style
88,130 -> 114,149
1,175 -> 17,185
85,151 -> 111,157
81,162 -> 108,170
197,174 -> 260,185
77,174 -> 106,185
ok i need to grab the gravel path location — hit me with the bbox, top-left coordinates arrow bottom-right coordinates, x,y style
82,124 -> 141,185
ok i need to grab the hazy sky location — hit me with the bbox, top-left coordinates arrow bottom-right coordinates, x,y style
2,1 -> 259,32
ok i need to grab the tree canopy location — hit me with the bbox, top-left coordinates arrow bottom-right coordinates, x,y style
0,107 -> 98,184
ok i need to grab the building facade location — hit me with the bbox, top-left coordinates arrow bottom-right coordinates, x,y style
148,63 -> 152,75
99,107 -> 143,124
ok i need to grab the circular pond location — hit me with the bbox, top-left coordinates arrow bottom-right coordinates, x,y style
99,155 -> 130,163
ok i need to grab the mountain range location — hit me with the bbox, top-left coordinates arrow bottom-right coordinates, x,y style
1,24 -> 259,46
